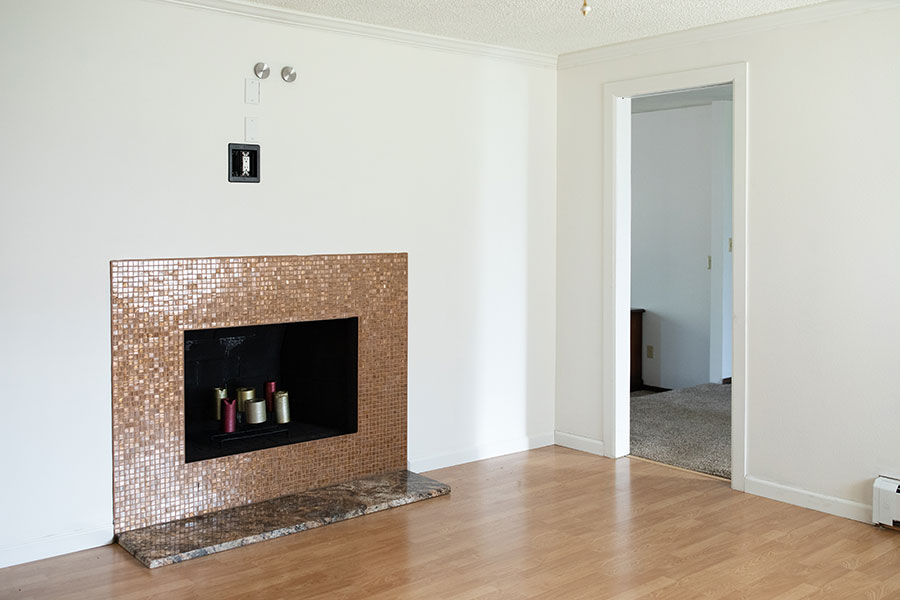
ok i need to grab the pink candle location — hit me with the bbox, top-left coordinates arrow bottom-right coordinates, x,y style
265,381 -> 276,412
222,398 -> 237,433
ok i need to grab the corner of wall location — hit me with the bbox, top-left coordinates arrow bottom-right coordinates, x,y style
744,476 -> 872,524
554,431 -> 605,456
0,525 -> 114,570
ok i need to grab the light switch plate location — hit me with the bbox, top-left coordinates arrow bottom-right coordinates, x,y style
245,78 -> 259,104
245,117 -> 259,142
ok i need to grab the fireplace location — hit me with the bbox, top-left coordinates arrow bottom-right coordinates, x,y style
111,254 -> 408,533
183,317 -> 359,463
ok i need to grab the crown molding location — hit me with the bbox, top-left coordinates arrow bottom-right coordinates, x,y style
559,0 -> 900,70
146,0 -> 558,69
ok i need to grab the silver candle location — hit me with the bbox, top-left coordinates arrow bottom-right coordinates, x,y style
213,387 -> 228,420
236,387 -> 255,413
245,399 -> 267,424
274,391 -> 290,424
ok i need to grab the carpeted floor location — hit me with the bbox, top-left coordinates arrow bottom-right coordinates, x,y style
630,383 -> 731,479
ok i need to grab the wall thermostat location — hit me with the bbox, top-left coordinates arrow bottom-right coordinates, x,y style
228,143 -> 260,183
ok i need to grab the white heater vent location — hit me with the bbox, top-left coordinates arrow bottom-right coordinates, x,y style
873,476 -> 900,526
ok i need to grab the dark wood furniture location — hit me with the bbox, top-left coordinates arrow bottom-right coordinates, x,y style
630,309 -> 645,392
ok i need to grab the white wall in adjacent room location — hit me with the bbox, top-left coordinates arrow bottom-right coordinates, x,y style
710,100 -> 734,383
631,101 -> 733,389
0,0 -> 557,567
632,104 -> 714,390
557,4 -> 900,517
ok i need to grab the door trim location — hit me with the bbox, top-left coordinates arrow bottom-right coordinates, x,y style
601,63 -> 749,491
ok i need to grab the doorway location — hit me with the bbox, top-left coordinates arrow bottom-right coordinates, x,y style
600,64 -> 748,491
629,84 -> 733,478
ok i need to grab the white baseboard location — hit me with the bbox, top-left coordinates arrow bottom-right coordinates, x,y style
0,525 -> 114,569
408,433 -> 555,473
744,476 -> 872,524
554,431 -> 606,457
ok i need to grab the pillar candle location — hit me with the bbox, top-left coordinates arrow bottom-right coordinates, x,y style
213,387 -> 227,420
246,399 -> 267,424
274,391 -> 290,424
236,387 -> 255,413
222,398 -> 236,433
265,381 -> 276,412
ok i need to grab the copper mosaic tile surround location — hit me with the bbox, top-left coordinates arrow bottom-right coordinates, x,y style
111,254 -> 407,533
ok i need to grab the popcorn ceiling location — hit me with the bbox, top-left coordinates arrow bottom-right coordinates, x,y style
245,0 -> 830,55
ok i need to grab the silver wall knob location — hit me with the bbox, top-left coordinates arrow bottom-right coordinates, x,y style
281,66 -> 297,83
254,62 -> 270,79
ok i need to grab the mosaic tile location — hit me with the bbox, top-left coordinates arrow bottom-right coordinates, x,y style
111,254 -> 408,533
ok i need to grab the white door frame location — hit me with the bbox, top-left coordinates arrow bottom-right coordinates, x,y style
601,63 -> 749,491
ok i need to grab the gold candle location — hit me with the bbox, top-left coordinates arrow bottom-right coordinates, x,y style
274,391 -> 290,424
213,387 -> 228,420
245,399 -> 267,424
236,387 -> 255,413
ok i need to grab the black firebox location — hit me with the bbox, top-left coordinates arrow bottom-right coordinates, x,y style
183,317 -> 358,463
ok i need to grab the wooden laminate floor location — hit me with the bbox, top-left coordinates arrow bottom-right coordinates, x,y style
4,446 -> 900,599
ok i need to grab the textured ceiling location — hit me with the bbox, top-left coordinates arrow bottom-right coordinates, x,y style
245,0 -> 832,55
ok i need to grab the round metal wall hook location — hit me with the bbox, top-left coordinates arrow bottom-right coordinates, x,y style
253,62 -> 270,79
281,66 -> 297,83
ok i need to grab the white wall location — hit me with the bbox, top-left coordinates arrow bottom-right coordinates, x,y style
557,5 -> 900,517
631,104 -> 720,390
709,101 -> 734,383
0,0 -> 557,567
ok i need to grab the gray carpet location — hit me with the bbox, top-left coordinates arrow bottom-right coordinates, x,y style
630,383 -> 731,479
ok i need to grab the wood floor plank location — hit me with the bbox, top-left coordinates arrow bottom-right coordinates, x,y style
2,446 -> 900,599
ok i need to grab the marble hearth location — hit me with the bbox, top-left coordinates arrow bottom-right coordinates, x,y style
118,471 -> 450,568
110,254 -> 443,553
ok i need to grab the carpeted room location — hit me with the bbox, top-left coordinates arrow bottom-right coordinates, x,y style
631,383 -> 731,478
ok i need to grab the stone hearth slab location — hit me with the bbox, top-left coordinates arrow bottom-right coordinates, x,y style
117,470 -> 450,568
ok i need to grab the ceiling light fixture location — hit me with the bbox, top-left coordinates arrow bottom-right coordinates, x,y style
581,0 -> 591,16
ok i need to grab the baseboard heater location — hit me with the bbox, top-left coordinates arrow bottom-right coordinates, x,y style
873,476 -> 900,527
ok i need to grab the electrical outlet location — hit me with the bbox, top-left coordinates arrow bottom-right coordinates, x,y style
228,143 -> 260,183
647,345 -> 654,359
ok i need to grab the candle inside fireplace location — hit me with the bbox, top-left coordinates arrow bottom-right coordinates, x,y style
246,399 -> 267,424
236,387 -> 255,413
221,398 -> 236,433
213,387 -> 227,420
274,391 -> 290,424
265,381 -> 276,412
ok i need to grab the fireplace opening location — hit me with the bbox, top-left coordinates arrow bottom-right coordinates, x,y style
183,317 -> 358,463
